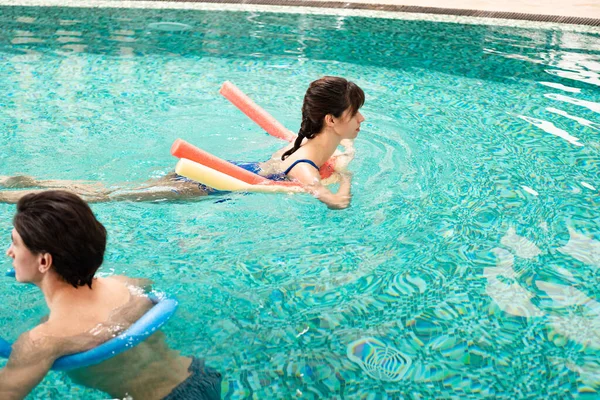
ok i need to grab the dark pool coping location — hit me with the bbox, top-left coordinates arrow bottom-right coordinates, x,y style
125,0 -> 600,27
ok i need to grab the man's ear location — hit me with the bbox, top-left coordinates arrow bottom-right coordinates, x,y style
38,253 -> 53,274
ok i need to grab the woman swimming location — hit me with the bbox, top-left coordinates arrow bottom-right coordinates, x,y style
0,76 -> 365,208
261,76 -> 365,209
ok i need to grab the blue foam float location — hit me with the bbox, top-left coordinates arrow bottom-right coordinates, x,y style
1,268 -> 177,371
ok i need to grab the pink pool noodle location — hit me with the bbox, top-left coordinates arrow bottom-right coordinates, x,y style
219,81 -> 336,179
219,81 -> 297,142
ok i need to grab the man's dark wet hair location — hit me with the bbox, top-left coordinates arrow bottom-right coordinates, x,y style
13,190 -> 107,288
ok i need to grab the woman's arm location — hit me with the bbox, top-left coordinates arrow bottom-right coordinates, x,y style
289,166 -> 353,209
308,172 -> 352,209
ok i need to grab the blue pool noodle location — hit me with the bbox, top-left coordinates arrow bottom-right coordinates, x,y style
1,268 -> 177,371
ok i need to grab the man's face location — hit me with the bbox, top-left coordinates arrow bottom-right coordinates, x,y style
6,228 -> 41,283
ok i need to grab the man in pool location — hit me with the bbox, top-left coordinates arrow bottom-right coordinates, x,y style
0,190 -> 222,399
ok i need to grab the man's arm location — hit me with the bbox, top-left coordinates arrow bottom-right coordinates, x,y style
0,332 -> 56,400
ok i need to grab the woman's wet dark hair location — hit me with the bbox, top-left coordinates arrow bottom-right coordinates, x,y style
281,76 -> 365,160
13,190 -> 107,289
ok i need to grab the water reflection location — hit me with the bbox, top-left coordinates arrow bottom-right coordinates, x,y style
545,93 -> 600,114
546,68 -> 600,87
580,182 -> 597,191
557,227 -> 600,269
539,81 -> 581,93
500,227 -> 542,259
484,247 -> 544,318
11,29 -> 44,45
519,115 -> 584,147
485,226 -> 600,387
2,5 -> 600,397
546,107 -> 600,130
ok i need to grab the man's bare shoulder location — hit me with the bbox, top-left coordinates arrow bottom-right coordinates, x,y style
107,275 -> 153,293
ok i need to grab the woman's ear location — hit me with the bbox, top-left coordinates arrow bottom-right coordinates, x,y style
325,114 -> 335,127
38,253 -> 53,274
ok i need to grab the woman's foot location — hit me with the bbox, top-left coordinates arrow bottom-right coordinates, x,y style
0,175 -> 38,188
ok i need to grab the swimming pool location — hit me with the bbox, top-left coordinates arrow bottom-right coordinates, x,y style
1,3 -> 599,398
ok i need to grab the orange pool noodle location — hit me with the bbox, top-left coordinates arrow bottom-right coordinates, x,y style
319,162 -> 335,180
171,139 -> 301,187
171,139 -> 265,185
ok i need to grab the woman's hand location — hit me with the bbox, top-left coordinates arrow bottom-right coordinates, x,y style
287,163 -> 354,210
310,171 -> 353,209
325,193 -> 351,209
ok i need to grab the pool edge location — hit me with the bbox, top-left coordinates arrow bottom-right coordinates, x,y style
1,0 -> 599,33
131,0 -> 600,27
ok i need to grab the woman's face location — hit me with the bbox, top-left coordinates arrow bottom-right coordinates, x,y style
333,108 -> 365,139
6,228 -> 42,283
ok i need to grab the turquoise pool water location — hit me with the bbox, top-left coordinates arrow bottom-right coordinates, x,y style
1,5 -> 600,399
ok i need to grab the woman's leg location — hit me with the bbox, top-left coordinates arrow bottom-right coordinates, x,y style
107,179 -> 210,202
0,175 -> 39,188
0,188 -> 110,204
0,175 -> 116,203
0,189 -> 43,204
0,175 -> 106,190
0,174 -> 211,203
